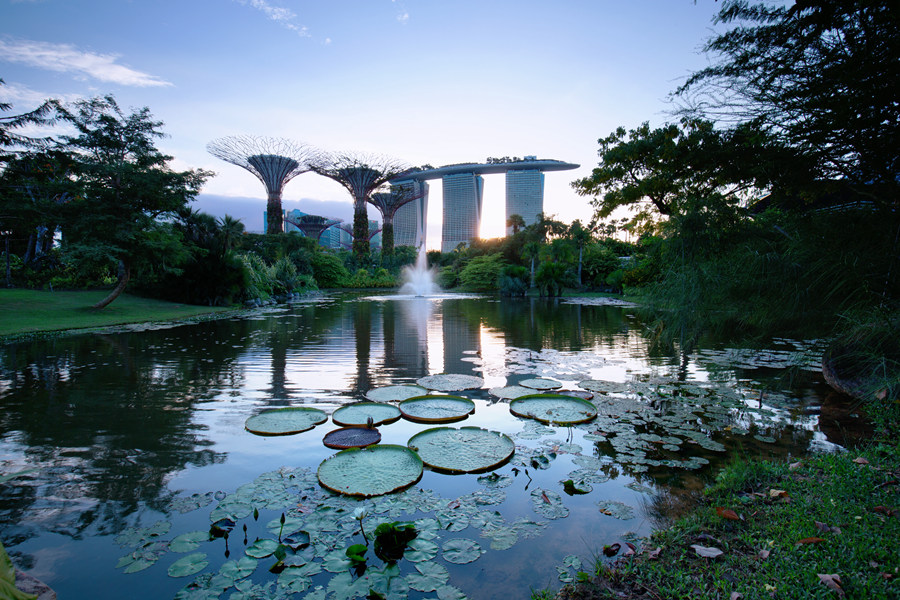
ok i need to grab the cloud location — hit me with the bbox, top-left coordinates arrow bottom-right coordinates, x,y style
235,0 -> 310,36
0,38 -> 172,87
392,0 -> 410,24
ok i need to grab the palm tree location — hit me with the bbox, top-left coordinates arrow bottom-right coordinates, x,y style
506,213 -> 526,235
568,219 -> 594,288
218,214 -> 245,254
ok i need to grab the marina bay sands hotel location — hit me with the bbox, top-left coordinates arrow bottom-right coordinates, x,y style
388,157 -> 578,252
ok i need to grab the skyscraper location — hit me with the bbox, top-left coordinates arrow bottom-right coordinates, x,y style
505,169 -> 545,233
392,180 -> 429,249
441,173 -> 483,252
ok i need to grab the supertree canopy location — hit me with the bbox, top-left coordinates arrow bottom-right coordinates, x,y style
312,151 -> 408,256
284,213 -> 341,242
207,135 -> 317,234
368,182 -> 426,255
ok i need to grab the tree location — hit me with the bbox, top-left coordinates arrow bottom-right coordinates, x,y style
0,78 -> 58,164
506,213 -> 525,235
218,214 -> 245,253
59,95 -> 211,309
676,0 -> 900,192
567,219 -> 594,287
368,182 -> 425,255
311,152 -> 408,258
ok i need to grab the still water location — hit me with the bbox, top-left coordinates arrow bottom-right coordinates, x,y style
0,293 -> 855,599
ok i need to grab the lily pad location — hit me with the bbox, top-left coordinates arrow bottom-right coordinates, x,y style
530,488 -> 569,520
365,385 -> 428,402
441,538 -> 484,564
407,427 -> 515,473
244,406 -> 327,436
322,426 -> 381,449
579,380 -> 629,395
332,402 -> 401,427
597,500 -> 636,520
407,561 -> 450,592
317,445 -> 423,497
488,385 -> 534,399
245,538 -> 280,558
399,395 -> 476,423
557,389 -> 594,400
520,377 -> 562,390
167,552 -> 209,578
417,374 -> 484,392
510,394 -> 598,425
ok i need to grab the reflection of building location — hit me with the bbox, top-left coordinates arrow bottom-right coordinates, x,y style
393,180 -> 429,249
506,169 -> 545,233
442,173 -> 483,252
441,303 -> 481,375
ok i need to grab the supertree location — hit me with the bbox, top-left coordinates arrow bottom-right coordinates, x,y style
335,222 -> 382,250
311,151 -> 408,257
368,181 -> 426,255
206,135 -> 317,234
284,213 -> 341,242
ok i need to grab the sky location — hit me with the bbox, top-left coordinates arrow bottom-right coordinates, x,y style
1,0 -> 729,248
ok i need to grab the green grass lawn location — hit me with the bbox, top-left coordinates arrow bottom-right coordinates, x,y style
0,289 -> 233,338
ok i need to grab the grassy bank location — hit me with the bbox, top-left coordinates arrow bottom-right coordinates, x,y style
0,289 -> 233,339
549,445 -> 899,599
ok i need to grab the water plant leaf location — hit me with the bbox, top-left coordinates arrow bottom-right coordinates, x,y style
530,488 -> 569,520
364,563 -> 409,600
416,374 -> 484,392
519,378 -> 562,390
477,472 -> 513,488
317,445 -> 423,497
323,426 -> 382,449
116,542 -> 168,574
215,557 -> 257,586
244,407 -> 327,436
487,385 -> 534,399
597,500 -> 635,520
510,394 -> 597,425
245,538 -> 280,558
277,562 -> 321,593
407,561 -> 450,592
405,538 -> 439,562
115,520 -> 171,548
434,584 -> 467,600
561,480 -> 591,495
167,552 -> 209,578
408,427 -> 514,473
365,385 -> 428,402
399,396 -> 476,424
441,538 -> 484,564
169,531 -> 210,553
578,380 -> 628,395
326,571 -> 369,600
331,402 -> 402,427
691,545 -> 724,558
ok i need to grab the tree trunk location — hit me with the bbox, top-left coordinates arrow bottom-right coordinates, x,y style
92,260 -> 130,309
352,204 -> 370,258
266,193 -> 283,234
381,219 -> 394,256
577,246 -> 583,287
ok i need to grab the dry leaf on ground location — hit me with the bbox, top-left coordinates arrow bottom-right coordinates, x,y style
818,573 -> 845,597
716,507 -> 741,521
691,544 -> 724,558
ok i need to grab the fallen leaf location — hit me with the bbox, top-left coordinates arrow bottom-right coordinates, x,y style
691,544 -> 724,558
853,457 -> 870,465
818,573 -> 845,597
758,549 -> 771,560
764,584 -> 777,592
796,537 -> 826,545
872,506 -> 897,517
716,507 -> 741,521
874,479 -> 898,489
789,461 -> 803,471
882,573 -> 894,581
768,489 -> 789,499
815,521 -> 841,534
648,547 -> 662,560
541,491 -> 551,505
730,593 -> 743,600
623,542 -> 636,557
602,543 -> 621,557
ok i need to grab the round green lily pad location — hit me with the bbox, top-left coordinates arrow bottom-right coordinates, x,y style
417,374 -> 484,392
365,385 -> 428,402
317,445 -> 423,497
519,378 -> 562,390
578,380 -> 628,395
399,395 -> 476,423
323,426 -> 381,449
558,389 -> 594,400
331,402 -> 401,427
244,406 -> 328,436
509,394 -> 598,425
408,427 -> 515,473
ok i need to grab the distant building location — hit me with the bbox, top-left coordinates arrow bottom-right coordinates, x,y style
441,173 -> 483,252
505,169 -> 545,233
392,180 -> 429,249
369,219 -> 382,250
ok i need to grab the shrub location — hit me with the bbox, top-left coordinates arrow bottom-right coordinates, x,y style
458,253 -> 506,291
498,264 -> 529,297
311,251 -> 349,288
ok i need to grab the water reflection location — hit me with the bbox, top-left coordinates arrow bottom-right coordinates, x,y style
0,292 -> 849,599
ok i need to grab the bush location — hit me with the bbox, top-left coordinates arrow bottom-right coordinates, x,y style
437,266 -> 458,289
311,251 -> 349,288
498,264 -> 529,297
582,244 -> 621,287
458,253 -> 506,291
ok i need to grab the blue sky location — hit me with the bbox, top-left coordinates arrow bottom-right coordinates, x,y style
1,0 -> 727,244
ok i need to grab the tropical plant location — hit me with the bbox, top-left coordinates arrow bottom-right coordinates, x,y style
458,253 -> 506,291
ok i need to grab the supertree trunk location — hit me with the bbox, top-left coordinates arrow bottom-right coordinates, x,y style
352,200 -> 369,256
266,191 -> 284,234
381,218 -> 395,256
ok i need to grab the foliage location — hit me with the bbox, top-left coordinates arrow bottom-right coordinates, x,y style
436,266 -> 458,289
535,262 -> 573,297
345,267 -> 396,288
458,253 -> 506,291
56,95 -> 211,309
498,264 -> 529,297
581,244 -> 620,289
310,251 -> 349,288
238,252 -> 274,300
373,522 -> 418,563
0,77 -> 57,164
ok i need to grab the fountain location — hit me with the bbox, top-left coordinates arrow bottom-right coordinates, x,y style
399,247 -> 438,297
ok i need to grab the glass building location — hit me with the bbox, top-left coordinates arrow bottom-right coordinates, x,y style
392,180 -> 429,250
505,169 -> 545,233
441,173 -> 483,252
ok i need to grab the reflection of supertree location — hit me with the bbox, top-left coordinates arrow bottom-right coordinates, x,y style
284,213 -> 341,242
311,152 -> 408,256
206,136 -> 317,234
368,182 -> 426,255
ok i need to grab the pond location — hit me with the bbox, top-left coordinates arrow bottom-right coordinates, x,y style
0,292 -> 861,599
